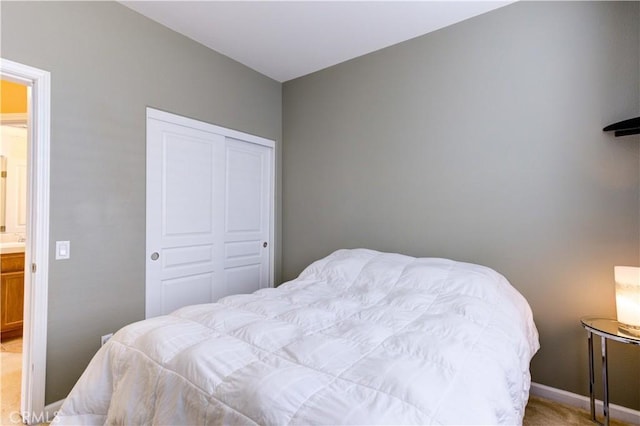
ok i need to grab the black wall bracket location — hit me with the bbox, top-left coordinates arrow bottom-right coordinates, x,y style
603,117 -> 640,137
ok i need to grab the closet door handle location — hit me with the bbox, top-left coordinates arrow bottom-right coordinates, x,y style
151,252 -> 159,261
263,242 -> 268,248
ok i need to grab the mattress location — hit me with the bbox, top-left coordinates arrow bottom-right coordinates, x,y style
55,248 -> 539,425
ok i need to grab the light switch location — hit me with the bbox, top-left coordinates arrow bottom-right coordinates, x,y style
56,241 -> 70,260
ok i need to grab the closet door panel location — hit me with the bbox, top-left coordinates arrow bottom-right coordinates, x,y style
146,118 -> 225,318
222,138 -> 271,297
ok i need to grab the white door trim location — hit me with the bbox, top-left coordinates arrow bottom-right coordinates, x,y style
1,58 -> 51,424
147,108 -> 275,149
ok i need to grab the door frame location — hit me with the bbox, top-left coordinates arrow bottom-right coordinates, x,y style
1,58 -> 51,424
145,107 -> 275,317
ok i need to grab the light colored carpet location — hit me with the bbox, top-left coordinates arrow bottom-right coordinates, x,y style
524,395 -> 634,426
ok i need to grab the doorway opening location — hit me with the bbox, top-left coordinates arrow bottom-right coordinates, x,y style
0,58 -> 50,425
0,78 -> 28,424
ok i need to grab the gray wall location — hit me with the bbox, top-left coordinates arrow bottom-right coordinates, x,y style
1,1 -> 282,403
283,1 -> 640,410
2,0 -> 638,412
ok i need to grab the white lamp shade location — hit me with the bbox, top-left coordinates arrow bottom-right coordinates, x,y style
614,266 -> 640,335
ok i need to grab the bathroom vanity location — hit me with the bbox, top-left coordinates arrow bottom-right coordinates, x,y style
1,249 -> 24,341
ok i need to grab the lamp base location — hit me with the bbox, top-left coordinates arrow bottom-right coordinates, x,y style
618,322 -> 640,337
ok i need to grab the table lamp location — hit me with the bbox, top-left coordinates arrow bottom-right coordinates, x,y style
614,266 -> 640,336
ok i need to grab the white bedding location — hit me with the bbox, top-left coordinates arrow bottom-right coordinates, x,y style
56,249 -> 539,425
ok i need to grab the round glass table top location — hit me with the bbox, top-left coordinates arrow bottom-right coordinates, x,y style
581,317 -> 640,345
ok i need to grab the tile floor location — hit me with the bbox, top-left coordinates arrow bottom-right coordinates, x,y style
1,338 -> 23,425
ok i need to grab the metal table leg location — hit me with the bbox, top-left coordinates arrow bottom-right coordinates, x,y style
588,330 -> 596,422
601,336 -> 609,426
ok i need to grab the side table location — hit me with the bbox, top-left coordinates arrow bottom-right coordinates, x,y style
580,317 -> 640,426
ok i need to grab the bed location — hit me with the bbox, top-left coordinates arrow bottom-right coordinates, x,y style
55,248 -> 539,425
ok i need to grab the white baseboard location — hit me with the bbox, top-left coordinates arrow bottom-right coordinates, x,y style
530,382 -> 640,425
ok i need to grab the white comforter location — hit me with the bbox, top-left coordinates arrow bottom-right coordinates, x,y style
56,249 -> 539,425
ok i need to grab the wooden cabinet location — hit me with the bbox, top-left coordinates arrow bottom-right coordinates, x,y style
1,251 -> 24,341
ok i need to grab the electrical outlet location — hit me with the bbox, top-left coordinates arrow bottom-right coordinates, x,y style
101,333 -> 113,346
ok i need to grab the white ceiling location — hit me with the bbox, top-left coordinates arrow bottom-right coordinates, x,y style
121,1 -> 513,83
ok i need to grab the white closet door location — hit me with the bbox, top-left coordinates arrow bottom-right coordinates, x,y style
222,138 -> 271,297
146,109 -> 274,319
146,119 -> 225,318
